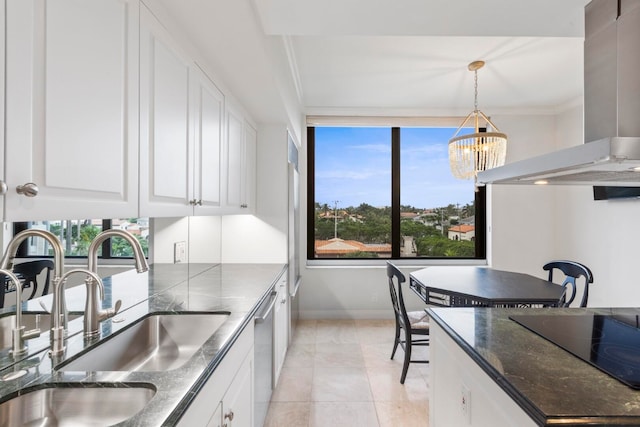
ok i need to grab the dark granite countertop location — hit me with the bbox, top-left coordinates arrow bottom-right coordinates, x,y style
0,263 -> 286,426
428,307 -> 640,426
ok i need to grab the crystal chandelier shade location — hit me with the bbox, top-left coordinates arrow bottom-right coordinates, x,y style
448,60 -> 507,181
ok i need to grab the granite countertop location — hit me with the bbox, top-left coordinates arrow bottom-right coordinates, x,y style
0,263 -> 286,426
428,306 -> 640,426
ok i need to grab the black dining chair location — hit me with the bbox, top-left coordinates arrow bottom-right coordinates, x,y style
387,261 -> 429,384
543,260 -> 593,307
13,259 -> 55,301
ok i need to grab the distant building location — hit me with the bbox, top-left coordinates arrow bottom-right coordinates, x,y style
315,238 -> 391,257
400,212 -> 419,220
448,224 -> 475,241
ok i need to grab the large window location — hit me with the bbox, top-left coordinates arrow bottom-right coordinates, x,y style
13,218 -> 149,259
308,124 -> 486,260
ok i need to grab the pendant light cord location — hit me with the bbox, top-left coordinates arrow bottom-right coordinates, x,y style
474,69 -> 479,112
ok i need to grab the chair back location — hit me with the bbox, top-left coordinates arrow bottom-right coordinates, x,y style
13,259 -> 55,301
543,260 -> 593,307
387,261 -> 410,331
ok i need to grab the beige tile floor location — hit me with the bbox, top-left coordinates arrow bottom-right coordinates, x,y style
264,319 -> 429,427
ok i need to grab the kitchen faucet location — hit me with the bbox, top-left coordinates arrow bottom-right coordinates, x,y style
0,229 -> 67,330
0,269 -> 41,356
84,229 -> 149,337
50,268 -> 104,356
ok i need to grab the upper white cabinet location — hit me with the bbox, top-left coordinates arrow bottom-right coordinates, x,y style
190,66 -> 225,216
224,105 -> 256,214
138,5 -> 192,218
242,123 -> 257,213
4,0 -> 140,221
138,5 -> 225,218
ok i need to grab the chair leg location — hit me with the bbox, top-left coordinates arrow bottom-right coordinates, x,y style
400,334 -> 411,384
390,321 -> 400,360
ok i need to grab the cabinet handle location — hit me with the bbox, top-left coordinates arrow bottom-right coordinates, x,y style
240,203 -> 247,208
281,298 -> 286,304
197,199 -> 203,206
0,181 -> 7,195
224,410 -> 234,421
16,182 -> 39,197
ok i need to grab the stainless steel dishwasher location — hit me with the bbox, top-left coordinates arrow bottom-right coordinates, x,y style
254,287 -> 277,427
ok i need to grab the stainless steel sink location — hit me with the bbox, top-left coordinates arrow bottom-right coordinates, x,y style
0,385 -> 155,426
58,313 -> 229,372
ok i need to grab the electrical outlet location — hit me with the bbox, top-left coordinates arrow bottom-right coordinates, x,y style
174,241 -> 187,263
461,383 -> 471,424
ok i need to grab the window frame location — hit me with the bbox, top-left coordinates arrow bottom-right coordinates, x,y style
307,124 -> 487,262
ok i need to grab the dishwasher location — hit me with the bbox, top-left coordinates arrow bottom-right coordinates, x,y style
254,287 -> 277,427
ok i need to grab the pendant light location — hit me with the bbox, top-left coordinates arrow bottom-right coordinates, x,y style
448,60 -> 507,183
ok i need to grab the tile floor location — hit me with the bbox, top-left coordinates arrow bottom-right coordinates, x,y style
264,319 -> 430,427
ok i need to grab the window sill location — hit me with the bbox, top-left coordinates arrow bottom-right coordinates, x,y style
306,258 -> 488,268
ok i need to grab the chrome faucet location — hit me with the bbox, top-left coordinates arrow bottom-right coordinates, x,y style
50,268 -> 104,356
0,229 -> 67,330
84,229 -> 149,337
0,269 -> 41,356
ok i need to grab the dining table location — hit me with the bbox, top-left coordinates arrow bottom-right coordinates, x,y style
409,266 -> 565,307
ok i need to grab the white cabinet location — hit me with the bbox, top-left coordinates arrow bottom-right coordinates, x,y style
4,0 -> 140,221
138,5 -> 192,218
191,67 -> 224,216
178,321 -> 254,427
430,322 -> 536,427
224,105 -> 256,214
273,268 -> 289,385
216,352 -> 254,427
138,4 -> 226,218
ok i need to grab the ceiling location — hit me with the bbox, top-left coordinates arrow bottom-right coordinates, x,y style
156,0 -> 591,124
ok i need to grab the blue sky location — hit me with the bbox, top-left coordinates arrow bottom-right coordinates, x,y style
315,127 -> 475,210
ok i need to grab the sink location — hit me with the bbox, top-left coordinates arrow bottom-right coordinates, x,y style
58,313 -> 229,372
0,312 -> 82,350
0,385 -> 155,426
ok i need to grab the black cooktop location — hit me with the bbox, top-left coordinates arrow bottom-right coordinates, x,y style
510,313 -> 640,389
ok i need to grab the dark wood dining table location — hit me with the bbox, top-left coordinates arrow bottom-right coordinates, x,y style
409,266 -> 565,307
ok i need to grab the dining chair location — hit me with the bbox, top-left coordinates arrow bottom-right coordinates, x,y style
13,259 -> 55,301
543,260 -> 593,307
387,261 -> 429,384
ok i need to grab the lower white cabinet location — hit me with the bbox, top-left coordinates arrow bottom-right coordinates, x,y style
273,269 -> 288,385
178,321 -> 254,427
430,322 -> 536,427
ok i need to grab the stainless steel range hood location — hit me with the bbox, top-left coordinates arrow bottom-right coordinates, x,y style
477,0 -> 640,187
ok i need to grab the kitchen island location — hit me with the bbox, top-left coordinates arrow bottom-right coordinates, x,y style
428,306 -> 640,426
0,263 -> 286,426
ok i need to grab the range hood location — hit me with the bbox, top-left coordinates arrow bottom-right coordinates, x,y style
477,0 -> 640,187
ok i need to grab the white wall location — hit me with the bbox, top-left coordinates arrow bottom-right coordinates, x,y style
551,104 -> 640,306
488,113 -> 558,277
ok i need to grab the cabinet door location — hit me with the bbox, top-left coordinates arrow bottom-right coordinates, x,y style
224,106 -> 244,210
205,401 -> 223,427
223,350 -> 254,427
273,271 -> 289,385
241,123 -> 257,213
138,4 -> 193,218
5,0 -> 139,221
192,67 -> 224,215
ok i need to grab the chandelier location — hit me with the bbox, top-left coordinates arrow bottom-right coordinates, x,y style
449,60 -> 507,182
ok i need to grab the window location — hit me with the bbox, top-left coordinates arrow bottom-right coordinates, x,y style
307,123 -> 486,260
13,218 -> 149,259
